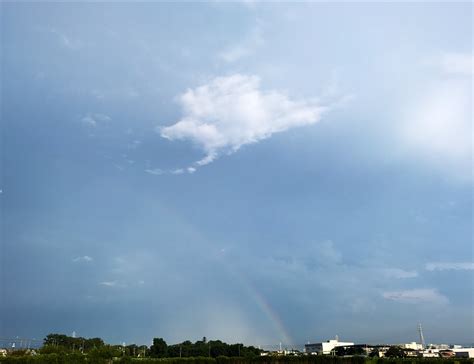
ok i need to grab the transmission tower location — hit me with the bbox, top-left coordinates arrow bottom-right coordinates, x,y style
417,323 -> 426,349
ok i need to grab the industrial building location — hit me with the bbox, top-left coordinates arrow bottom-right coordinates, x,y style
305,338 -> 354,355
452,348 -> 474,358
401,342 -> 423,350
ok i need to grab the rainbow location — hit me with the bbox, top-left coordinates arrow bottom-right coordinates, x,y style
222,260 -> 294,347
242,278 -> 294,347
157,208 -> 293,346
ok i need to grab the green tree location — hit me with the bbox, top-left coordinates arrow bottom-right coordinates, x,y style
125,344 -> 139,357
385,346 -> 406,358
150,337 -> 168,358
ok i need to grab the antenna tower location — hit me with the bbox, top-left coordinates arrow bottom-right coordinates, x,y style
417,323 -> 425,349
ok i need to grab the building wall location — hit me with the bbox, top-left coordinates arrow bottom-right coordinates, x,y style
402,342 -> 423,350
453,348 -> 474,358
305,340 -> 354,355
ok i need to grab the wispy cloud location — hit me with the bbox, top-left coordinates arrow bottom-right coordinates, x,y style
99,280 -> 120,287
96,254 -> 150,291
50,28 -> 83,51
99,280 -> 128,288
127,140 -> 142,150
145,168 -> 164,175
144,167 -> 196,176
382,288 -> 448,305
72,255 -> 93,263
81,113 -> 111,127
313,240 -> 342,266
218,26 -> 263,63
439,52 -> 473,75
160,74 -> 327,172
383,268 -> 418,279
425,262 -> 474,272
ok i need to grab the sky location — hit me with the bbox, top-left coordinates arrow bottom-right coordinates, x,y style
1,1 -> 473,349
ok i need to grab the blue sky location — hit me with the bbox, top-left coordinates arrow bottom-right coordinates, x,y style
1,1 -> 473,348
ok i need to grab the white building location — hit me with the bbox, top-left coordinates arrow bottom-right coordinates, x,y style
402,342 -> 423,350
305,338 -> 354,355
420,349 -> 439,358
452,348 -> 474,358
428,344 -> 450,350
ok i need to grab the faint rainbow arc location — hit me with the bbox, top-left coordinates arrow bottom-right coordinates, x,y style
160,208 -> 294,346
223,262 -> 294,347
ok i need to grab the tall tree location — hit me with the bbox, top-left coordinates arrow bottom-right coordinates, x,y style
150,337 -> 168,358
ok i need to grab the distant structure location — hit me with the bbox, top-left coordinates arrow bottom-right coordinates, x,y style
305,337 -> 354,355
451,348 -> 474,358
417,323 -> 426,349
402,342 -> 423,351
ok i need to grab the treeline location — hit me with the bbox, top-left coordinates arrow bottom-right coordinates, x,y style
150,337 -> 262,358
43,334 -> 106,353
40,333 -> 147,357
40,334 -> 261,358
1,354 -> 473,364
2,334 -> 261,360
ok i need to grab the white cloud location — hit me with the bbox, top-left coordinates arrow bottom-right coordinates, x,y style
440,52 -> 473,75
382,288 -> 448,305
145,168 -> 164,175
160,74 -> 326,171
73,255 -> 93,263
383,268 -> 418,279
99,280 -> 119,287
145,167 -> 197,176
400,52 -> 472,181
81,113 -> 111,127
401,80 -> 471,160
98,280 -> 130,288
425,262 -> 474,271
